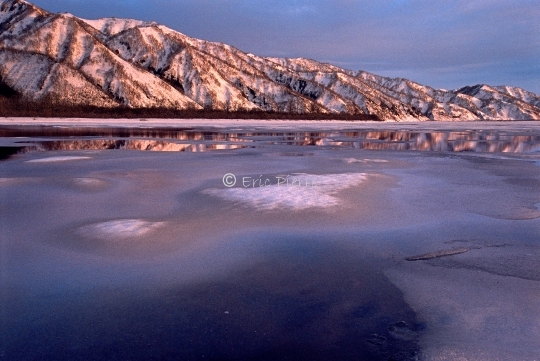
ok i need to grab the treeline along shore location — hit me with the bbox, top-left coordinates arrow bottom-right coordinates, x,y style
0,94 -> 381,121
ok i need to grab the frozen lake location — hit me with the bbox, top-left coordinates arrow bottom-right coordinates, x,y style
1,120 -> 539,360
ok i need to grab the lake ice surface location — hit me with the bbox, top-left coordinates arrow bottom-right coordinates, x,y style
1,121 -> 539,360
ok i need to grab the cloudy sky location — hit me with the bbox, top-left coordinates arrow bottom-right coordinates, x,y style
31,0 -> 540,93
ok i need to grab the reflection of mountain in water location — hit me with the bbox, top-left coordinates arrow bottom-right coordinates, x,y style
322,131 -> 540,153
3,127 -> 540,155
26,139 -> 246,152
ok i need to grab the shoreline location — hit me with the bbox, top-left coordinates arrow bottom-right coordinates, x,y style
1,117 -> 540,131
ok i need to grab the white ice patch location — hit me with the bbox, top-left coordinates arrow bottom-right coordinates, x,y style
344,158 -> 389,164
78,219 -> 165,240
26,156 -> 92,163
73,177 -> 105,187
0,177 -> 34,186
203,173 -> 366,210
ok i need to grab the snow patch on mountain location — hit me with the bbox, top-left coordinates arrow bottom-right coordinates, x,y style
81,17 -> 155,36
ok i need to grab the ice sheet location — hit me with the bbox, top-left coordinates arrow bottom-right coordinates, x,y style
386,259 -> 540,361
2,117 -> 540,132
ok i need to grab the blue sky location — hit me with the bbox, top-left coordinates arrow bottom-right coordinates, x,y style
31,0 -> 540,93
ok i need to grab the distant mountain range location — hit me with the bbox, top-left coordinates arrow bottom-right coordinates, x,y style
1,0 -> 539,121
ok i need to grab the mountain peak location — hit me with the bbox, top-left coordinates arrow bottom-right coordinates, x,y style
81,17 -> 158,36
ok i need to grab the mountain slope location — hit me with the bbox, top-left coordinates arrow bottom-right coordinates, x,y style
1,0 -> 539,120
0,0 -> 201,109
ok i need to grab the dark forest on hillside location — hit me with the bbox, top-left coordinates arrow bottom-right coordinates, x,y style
0,83 -> 381,121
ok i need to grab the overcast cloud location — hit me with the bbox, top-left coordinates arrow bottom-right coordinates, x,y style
30,0 -> 540,93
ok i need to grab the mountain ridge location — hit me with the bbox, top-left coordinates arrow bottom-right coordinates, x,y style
1,0 -> 539,121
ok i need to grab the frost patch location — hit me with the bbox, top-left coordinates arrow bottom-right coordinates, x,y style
0,178 -> 15,185
72,177 -> 108,188
203,173 -> 366,210
26,156 -> 92,163
78,219 -> 165,240
344,158 -> 389,164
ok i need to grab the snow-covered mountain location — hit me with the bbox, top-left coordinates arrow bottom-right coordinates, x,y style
1,0 -> 539,121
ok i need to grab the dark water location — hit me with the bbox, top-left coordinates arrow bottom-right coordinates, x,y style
1,237 -> 420,361
1,126 -> 540,156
